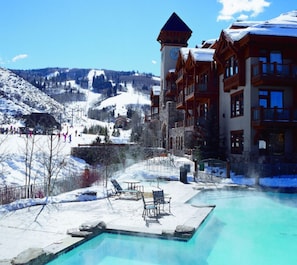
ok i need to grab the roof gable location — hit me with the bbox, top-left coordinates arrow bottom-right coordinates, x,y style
157,12 -> 192,46
160,12 -> 192,32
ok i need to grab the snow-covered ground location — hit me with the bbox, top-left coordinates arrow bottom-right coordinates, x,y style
96,82 -> 150,117
1,129 -> 297,261
0,151 -> 203,261
0,72 -> 297,262
0,131 -> 93,187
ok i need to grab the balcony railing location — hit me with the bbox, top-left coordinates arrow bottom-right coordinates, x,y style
223,74 -> 239,92
185,84 -> 195,97
252,107 -> 297,126
184,83 -> 209,102
175,121 -> 184,128
176,91 -> 185,109
251,62 -> 297,86
165,87 -> 176,97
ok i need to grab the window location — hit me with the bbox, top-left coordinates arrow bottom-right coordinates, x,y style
225,56 -> 238,78
258,132 -> 285,155
270,51 -> 282,64
231,130 -> 244,154
269,132 -> 284,155
231,91 -> 244,117
258,139 -> 267,156
259,90 -> 283,108
199,103 -> 208,119
197,73 -> 208,91
201,74 -> 208,84
259,49 -> 282,74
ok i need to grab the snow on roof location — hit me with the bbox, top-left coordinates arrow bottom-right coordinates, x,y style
224,10 -> 297,41
190,48 -> 215,62
200,39 -> 217,48
179,47 -> 214,62
180,48 -> 191,61
229,21 -> 263,29
152,85 -> 160,95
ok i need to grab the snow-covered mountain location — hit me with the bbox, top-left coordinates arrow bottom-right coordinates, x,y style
0,67 -> 159,128
0,66 -> 158,189
0,67 -> 64,124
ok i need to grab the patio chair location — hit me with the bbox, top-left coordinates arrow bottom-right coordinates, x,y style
153,190 -> 171,213
141,192 -> 158,219
110,179 -> 141,200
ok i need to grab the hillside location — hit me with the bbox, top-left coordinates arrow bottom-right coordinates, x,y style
0,67 -> 160,128
0,66 -> 157,189
11,67 -> 160,94
0,67 -> 64,125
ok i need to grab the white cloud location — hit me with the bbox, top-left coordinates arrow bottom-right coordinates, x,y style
151,60 -> 157,65
237,14 -> 249,21
12,54 -> 28,62
217,0 -> 271,21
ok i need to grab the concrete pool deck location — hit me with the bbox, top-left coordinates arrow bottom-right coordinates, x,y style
0,181 -> 226,264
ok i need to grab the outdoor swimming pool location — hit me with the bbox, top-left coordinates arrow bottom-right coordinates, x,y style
47,189 -> 297,265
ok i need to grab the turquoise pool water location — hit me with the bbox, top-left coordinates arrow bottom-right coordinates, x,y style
47,190 -> 297,265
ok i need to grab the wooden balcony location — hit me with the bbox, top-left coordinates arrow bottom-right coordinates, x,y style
223,74 -> 239,92
185,84 -> 195,101
165,87 -> 177,97
185,83 -> 208,102
251,62 -> 297,86
177,69 -> 183,80
251,107 -> 297,128
176,92 -> 185,109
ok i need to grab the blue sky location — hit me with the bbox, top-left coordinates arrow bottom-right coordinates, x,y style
0,0 -> 296,76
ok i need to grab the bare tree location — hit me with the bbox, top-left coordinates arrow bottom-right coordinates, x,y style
0,134 -> 9,182
22,134 -> 38,198
39,134 -> 67,197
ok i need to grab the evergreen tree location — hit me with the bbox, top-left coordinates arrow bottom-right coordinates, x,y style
199,106 -> 220,159
130,111 -> 143,143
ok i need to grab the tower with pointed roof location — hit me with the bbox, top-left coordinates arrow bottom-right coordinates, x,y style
156,12 -> 192,149
157,12 -> 192,102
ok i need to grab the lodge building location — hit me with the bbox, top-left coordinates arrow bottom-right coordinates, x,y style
148,10 -> 297,169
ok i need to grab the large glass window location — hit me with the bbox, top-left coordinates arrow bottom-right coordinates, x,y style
259,50 -> 282,74
259,90 -> 283,108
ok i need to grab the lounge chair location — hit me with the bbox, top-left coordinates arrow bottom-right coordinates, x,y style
153,190 -> 171,213
110,179 -> 141,200
141,193 -> 158,219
